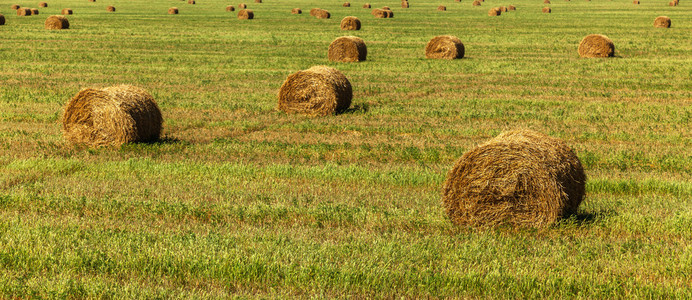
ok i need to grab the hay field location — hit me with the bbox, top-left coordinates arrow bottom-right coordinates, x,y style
0,0 -> 690,297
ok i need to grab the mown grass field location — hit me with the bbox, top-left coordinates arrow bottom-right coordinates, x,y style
1,0 -> 691,297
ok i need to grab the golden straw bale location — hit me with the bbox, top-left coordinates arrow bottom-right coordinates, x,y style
11,4 -> 20,10
310,8 -> 320,16
542,7 -> 551,13
488,7 -> 501,16
500,6 -> 508,11
328,36 -> 367,62
62,85 -> 163,147
426,35 -> 464,59
653,16 -> 671,28
17,8 -> 32,16
315,9 -> 330,19
382,6 -> 390,9
340,16 -> 361,30
668,1 -> 677,5
363,3 -> 371,8
39,2 -> 48,7
578,34 -> 614,58
508,5 -> 516,10
106,6 -> 115,12
473,1 -> 481,6
31,8 -> 39,15
168,7 -> 178,14
343,2 -> 350,7
402,1 -> 409,8
632,0 -> 639,4
291,8 -> 301,14
61,8 -> 73,15
226,5 -> 235,11
255,0 -> 261,3
238,9 -> 254,19
544,0 -> 551,3
371,8 -> 387,17
188,0 -> 195,4
437,5 -> 446,10
277,66 -> 352,116
239,3 -> 247,9
443,130 -> 586,228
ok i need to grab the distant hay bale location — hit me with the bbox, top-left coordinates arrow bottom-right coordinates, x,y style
238,3 -> 247,9
654,16 -> 671,28
309,8 -> 321,16
238,9 -> 254,19
442,130 -> 586,229
188,0 -> 195,4
62,8 -> 73,15
328,36 -> 367,62
437,5 -> 446,10
402,1 -> 409,8
500,6 -> 508,11
340,16 -> 361,30
255,0 -> 262,3
291,8 -> 301,14
39,2 -> 48,8
315,9 -> 330,19
0,14 -> 4,25
488,7 -> 501,16
343,2 -> 350,7
62,85 -> 163,147
106,6 -> 115,12
45,15 -> 69,29
426,35 -> 464,59
11,4 -> 20,10
544,0 -> 550,3
226,5 -> 235,11
668,1 -> 677,5
168,7 -> 178,14
31,8 -> 39,15
508,5 -> 516,10
277,66 -> 352,116
384,9 -> 394,17
473,1 -> 481,6
382,6 -> 390,9
363,3 -> 371,8
17,8 -> 31,16
372,8 -> 387,18
542,7 -> 551,13
578,34 -> 614,58
632,0 -> 639,3
89,0 -> 95,2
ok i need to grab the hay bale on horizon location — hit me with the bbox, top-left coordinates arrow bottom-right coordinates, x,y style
30,8 -> 39,14
254,0 -> 262,3
291,8 -> 301,14
544,0 -> 551,3
188,0 -> 195,4
238,9 -> 254,19
654,16 -> 671,28
310,8 -> 321,16
168,7 -> 178,14
363,3 -> 371,8
277,66 -> 352,116
17,8 -> 31,16
226,5 -> 235,11
402,1 -> 409,8
384,8 -> 393,17
11,4 -> 20,10
106,6 -> 115,12
668,1 -> 677,5
239,3 -> 247,9
372,8 -> 387,18
426,35 -> 464,59
542,7 -> 551,13
509,5 -> 516,10
633,0 -> 639,4
0,14 -> 5,25
343,2 -> 350,7
62,85 -> 163,147
328,36 -> 367,62
443,130 -> 586,228
340,16 -> 361,30
488,7 -> 501,16
62,8 -> 73,15
578,34 -> 614,58
500,6 -> 508,11
382,5 -> 390,9
39,2 -> 48,8
45,15 -> 69,29
315,9 -> 330,19
473,1 -> 481,6
437,5 -> 446,10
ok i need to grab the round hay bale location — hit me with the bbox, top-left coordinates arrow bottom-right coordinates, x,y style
500,6 -> 508,11
89,0 -> 95,2
578,34 -> 614,58
508,5 -> 516,10
239,3 -> 247,9
291,8 -> 301,14
62,85 -> 163,147
315,9 -> 330,19
61,8 -> 73,15
437,5 -> 446,10
106,6 -> 115,12
668,1 -> 677,5
226,5 -> 235,11
363,3 -> 371,8
17,8 -> 31,16
473,1 -> 481,6
31,8 -> 39,15
488,7 -> 501,16
382,6 -> 391,10
384,9 -> 394,17
654,16 -> 671,28
11,4 -> 20,10
254,0 -> 261,3
425,35 -> 464,59
544,0 -> 550,3
328,36 -> 367,62
0,14 -> 5,25
39,2 -> 48,8
340,16 -> 361,30
542,7 -> 551,13
632,0 -> 639,3
45,15 -> 69,29
277,66 -> 352,116
343,2 -> 350,7
372,8 -> 387,18
238,9 -> 254,19
188,0 -> 195,4
443,130 -> 586,228
168,7 -> 178,14
402,1 -> 409,8
309,8 -> 321,16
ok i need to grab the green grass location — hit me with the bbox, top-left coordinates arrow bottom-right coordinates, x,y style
0,0 -> 691,297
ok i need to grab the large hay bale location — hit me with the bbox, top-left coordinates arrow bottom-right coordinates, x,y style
442,130 -> 586,228
372,8 -> 387,18
315,9 -> 330,19
402,1 -> 409,8
45,15 -> 69,29
473,1 -> 481,6
654,16 -> 671,28
277,66 -> 352,116
31,8 -> 39,15
39,2 -> 48,8
62,85 -> 163,147
633,0 -> 639,4
508,5 -> 516,10
542,7 -> 551,13
488,7 -> 501,15
11,4 -> 20,10
309,8 -> 321,16
328,36 -> 367,62
17,8 -> 32,16
363,3 -> 371,8
340,16 -> 361,30
425,35 -> 464,59
291,8 -> 301,14
238,9 -> 254,19
168,7 -> 178,14
226,5 -> 235,11
106,5 -> 115,12
343,2 -> 350,7
437,5 -> 446,10
239,3 -> 247,9
62,8 -> 73,15
0,14 -> 5,25
544,0 -> 550,3
578,34 -> 614,58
